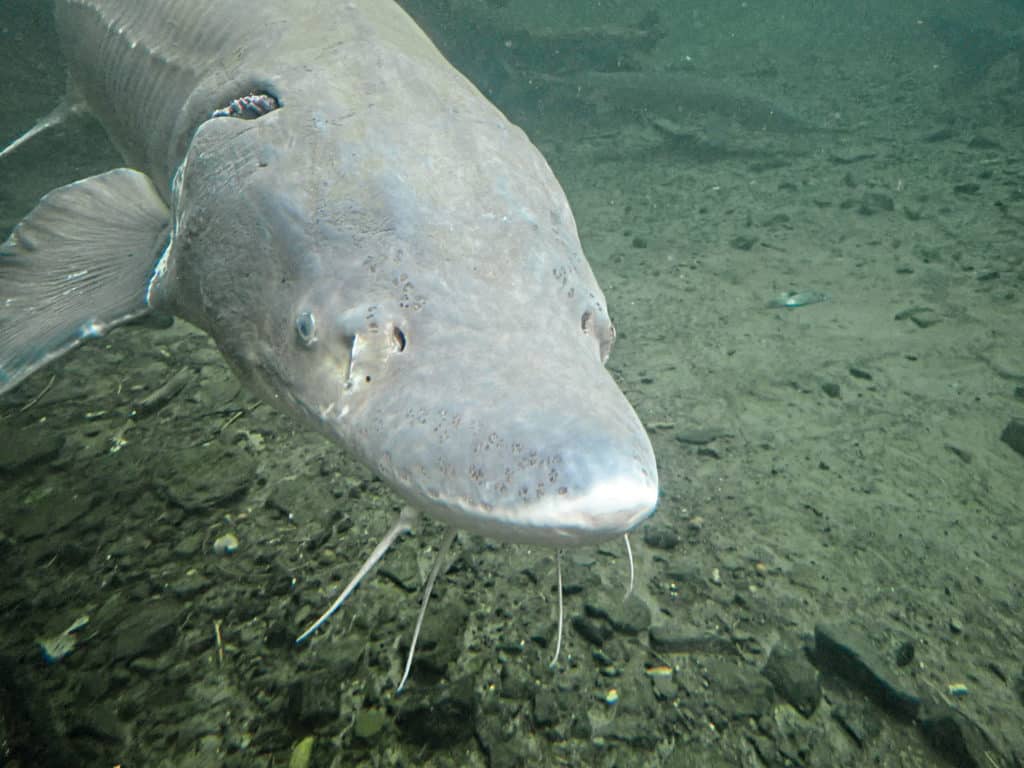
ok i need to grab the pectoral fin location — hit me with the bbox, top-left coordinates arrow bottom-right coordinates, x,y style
0,168 -> 170,394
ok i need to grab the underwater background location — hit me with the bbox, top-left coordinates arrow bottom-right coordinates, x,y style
1,0 -> 1022,765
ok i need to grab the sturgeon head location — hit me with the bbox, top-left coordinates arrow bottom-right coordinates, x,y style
155,41 -> 658,548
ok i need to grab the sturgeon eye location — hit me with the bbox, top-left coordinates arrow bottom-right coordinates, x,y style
295,311 -> 317,347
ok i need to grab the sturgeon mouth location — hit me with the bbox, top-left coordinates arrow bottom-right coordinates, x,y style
402,465 -> 660,547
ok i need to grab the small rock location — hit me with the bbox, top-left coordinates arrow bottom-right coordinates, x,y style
213,533 -> 239,555
10,488 -> 93,540
642,525 -> 679,550
533,689 -> 559,727
287,736 -> 315,768
1000,419 -> 1024,459
69,703 -> 125,745
812,622 -> 920,720
352,708 -> 388,741
498,663 -> 533,701
702,658 -> 774,720
156,445 -> 256,510
953,183 -> 981,196
649,623 -> 735,655
821,381 -> 841,398
919,700 -> 1007,768
405,600 -> 469,679
857,192 -> 895,215
675,427 -> 730,445
111,600 -> 183,661
572,615 -> 612,646
831,700 -> 883,747
762,633 -> 821,717
586,594 -> 652,635
848,367 -> 873,381
396,676 -> 476,746
0,431 -> 64,473
287,677 -> 337,730
169,571 -> 210,598
967,135 -> 1001,150
174,531 -> 205,558
894,640 -> 915,667
924,127 -> 954,143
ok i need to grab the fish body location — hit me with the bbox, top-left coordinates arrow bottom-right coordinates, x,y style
1,0 -> 658,650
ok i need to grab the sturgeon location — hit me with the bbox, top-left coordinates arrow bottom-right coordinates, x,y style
0,0 -> 659,686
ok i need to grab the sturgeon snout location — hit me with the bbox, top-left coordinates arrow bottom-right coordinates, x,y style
361,352 -> 659,548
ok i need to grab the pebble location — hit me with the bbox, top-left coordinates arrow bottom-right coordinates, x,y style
213,533 -> 240,555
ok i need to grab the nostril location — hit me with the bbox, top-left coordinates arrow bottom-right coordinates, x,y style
295,311 -> 317,347
580,310 -> 593,333
392,326 -> 407,352
580,307 -> 615,363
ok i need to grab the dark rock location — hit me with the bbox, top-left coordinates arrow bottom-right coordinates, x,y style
831,700 -> 883,747
894,640 -> 915,667
396,676 -> 476,746
953,183 -> 981,195
924,127 -> 955,142
378,553 -> 419,592
702,658 -> 774,720
130,366 -> 193,417
812,622 -> 921,720
643,525 -> 680,550
967,135 -> 1001,150
572,615 -> 612,646
762,633 -> 821,717
265,476 -> 335,526
858,192 -> 895,215
919,700 -> 1007,768
821,381 -> 841,398
287,676 -> 338,730
533,689 -> 559,727
476,701 -> 536,768
173,531 -> 204,558
498,663 -> 533,701
0,431 -> 64,473
168,571 -> 210,599
352,708 -> 389,742
111,600 -> 183,661
675,427 -> 730,445
601,712 -> 661,748
649,623 -> 734,655
155,445 -> 256,510
405,599 -> 469,679
68,703 -> 126,744
848,367 -> 873,381
10,488 -> 93,540
649,671 -> 679,701
729,235 -> 757,251
663,744 -> 736,768
1000,419 -> 1024,459
585,594 -> 651,634
0,655 -> 82,768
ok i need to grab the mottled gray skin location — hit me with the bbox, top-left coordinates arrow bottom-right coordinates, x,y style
56,0 -> 658,545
